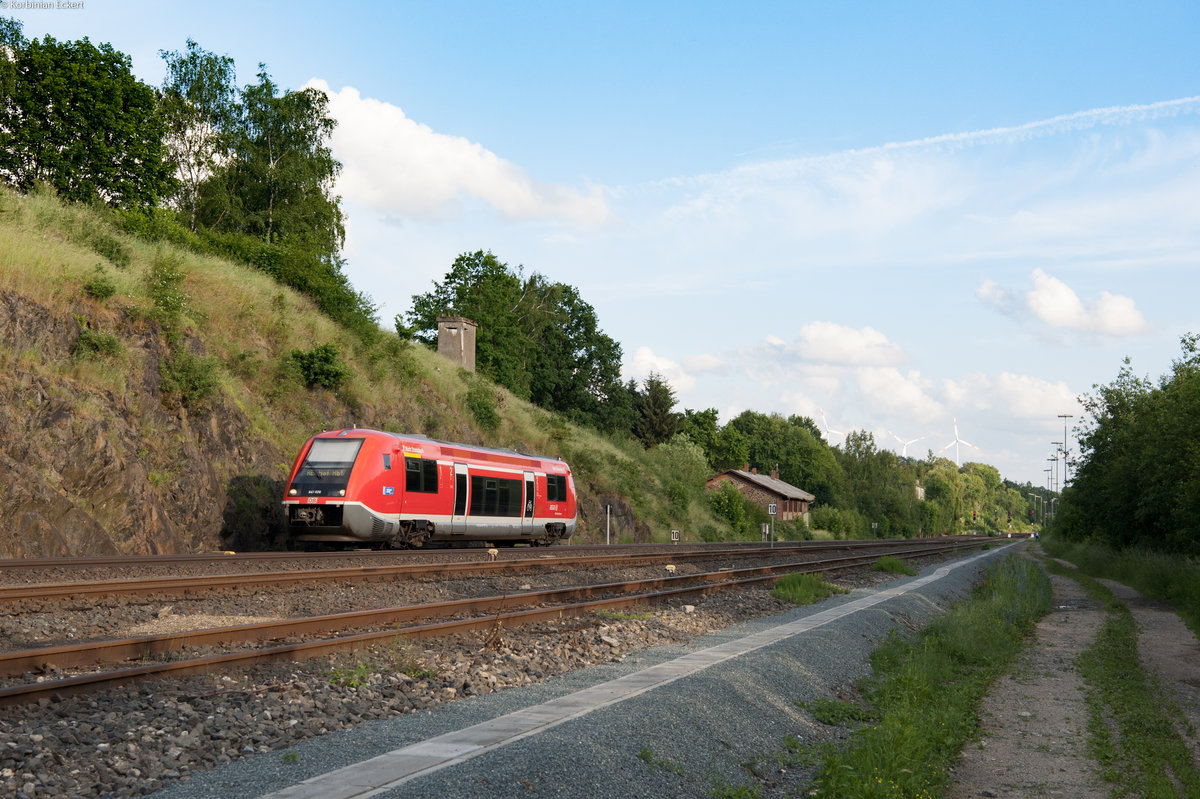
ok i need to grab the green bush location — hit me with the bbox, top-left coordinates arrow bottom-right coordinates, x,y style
160,350 -> 221,408
82,265 -> 117,300
73,318 -> 122,360
146,249 -> 188,329
465,382 -> 501,432
86,229 -> 132,269
289,343 -> 351,391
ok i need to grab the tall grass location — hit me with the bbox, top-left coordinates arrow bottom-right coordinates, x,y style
1042,535 -> 1200,637
770,572 -> 848,605
807,556 -> 1052,798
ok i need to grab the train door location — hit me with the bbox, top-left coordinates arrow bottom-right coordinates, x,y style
452,463 -> 468,534
522,471 -> 535,535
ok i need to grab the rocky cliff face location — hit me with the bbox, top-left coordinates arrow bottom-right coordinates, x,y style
0,290 -> 287,557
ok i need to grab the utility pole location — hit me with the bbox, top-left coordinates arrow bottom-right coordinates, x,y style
1058,414 -> 1073,486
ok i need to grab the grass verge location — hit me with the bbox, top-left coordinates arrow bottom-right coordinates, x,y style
1041,557 -> 1200,797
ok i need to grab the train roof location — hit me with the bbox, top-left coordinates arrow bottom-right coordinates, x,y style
314,429 -> 568,467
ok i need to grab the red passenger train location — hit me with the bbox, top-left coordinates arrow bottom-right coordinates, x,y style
282,429 -> 577,548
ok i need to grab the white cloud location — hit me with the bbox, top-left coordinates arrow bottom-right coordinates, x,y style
681,353 -> 726,373
307,79 -> 611,226
941,372 -> 1082,420
623,346 -> 696,393
980,268 -> 1151,336
770,322 -> 907,366
855,367 -> 943,420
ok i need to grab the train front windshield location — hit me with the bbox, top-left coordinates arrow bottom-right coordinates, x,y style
290,438 -> 363,497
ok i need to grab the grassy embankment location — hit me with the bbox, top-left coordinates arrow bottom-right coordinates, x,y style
1040,555 -> 1200,797
0,186 -> 742,545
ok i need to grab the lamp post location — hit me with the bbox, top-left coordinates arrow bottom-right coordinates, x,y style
1047,455 -> 1058,494
1058,414 -> 1073,486
1051,442 -> 1062,492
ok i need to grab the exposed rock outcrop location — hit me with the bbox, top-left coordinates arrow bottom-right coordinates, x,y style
0,290 -> 286,557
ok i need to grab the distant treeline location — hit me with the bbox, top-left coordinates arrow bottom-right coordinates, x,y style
401,251 -> 1039,537
0,19 -> 376,340
1056,334 -> 1200,555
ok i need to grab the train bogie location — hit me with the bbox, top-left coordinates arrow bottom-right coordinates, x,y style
282,429 -> 577,548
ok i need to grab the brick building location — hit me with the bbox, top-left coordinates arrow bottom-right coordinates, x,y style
705,467 -> 815,522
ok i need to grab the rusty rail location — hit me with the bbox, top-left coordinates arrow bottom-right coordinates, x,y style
0,539 -> 997,707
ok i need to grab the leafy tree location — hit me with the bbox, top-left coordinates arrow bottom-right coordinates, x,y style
199,67 -> 343,254
405,250 -> 628,430
680,408 -> 719,461
0,31 -> 173,207
0,17 -> 22,97
725,411 -> 845,506
159,39 -> 238,231
406,250 -> 533,395
1059,335 -> 1200,554
633,372 -> 682,447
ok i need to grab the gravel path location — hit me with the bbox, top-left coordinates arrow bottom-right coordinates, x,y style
946,569 -> 1107,798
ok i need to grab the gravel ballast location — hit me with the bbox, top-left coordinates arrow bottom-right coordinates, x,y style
128,545 -> 1014,799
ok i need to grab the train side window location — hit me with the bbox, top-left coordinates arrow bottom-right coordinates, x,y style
405,457 -> 439,493
469,475 -> 522,517
383,454 -> 392,470
547,474 -> 566,502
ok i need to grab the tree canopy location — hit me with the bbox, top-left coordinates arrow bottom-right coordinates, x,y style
1057,334 -> 1200,555
0,25 -> 173,207
403,250 -> 628,431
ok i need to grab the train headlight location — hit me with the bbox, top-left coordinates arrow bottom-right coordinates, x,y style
338,489 -> 346,496
288,488 -> 298,496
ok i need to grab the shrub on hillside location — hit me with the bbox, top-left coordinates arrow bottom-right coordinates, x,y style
160,350 -> 221,408
466,382 -> 501,432
72,317 -> 122,360
82,265 -> 117,301
289,343 -> 350,391
146,250 -> 188,330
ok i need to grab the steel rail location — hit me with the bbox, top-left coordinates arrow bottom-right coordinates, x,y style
0,537 -> 983,573
0,545 -> 970,676
0,540 -> 953,603
0,540 -> 992,706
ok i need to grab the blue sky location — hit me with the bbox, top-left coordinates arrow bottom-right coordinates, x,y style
13,1 -> 1200,487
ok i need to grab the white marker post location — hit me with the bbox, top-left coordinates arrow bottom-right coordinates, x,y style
768,503 -> 777,548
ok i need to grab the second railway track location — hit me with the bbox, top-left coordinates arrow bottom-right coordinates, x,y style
0,537 -> 995,707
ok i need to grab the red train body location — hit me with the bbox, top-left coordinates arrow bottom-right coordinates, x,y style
282,429 -> 577,548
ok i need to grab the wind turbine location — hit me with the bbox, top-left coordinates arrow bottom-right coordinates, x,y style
889,431 -> 927,459
938,417 -> 979,467
819,409 -> 846,445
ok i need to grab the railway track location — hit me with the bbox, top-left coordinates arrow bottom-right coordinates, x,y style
0,539 -> 975,603
0,538 -> 993,707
